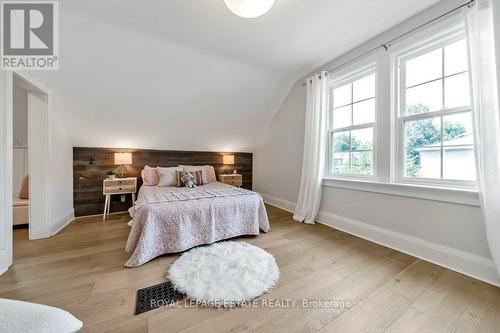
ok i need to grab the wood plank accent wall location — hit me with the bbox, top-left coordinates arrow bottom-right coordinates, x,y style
73,147 -> 253,217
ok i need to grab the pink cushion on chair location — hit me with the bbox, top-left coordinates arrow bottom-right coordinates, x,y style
141,166 -> 159,186
18,175 -> 29,199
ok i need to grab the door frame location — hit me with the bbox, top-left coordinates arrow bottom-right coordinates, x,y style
0,70 -> 53,274
27,90 -> 50,240
0,71 -> 13,275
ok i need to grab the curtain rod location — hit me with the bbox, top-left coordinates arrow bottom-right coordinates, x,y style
302,0 -> 475,86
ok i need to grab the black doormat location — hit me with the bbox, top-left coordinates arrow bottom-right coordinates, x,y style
135,280 -> 186,315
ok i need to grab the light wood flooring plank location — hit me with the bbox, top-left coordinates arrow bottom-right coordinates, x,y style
0,205 -> 497,333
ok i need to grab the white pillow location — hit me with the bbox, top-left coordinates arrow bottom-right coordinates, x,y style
179,165 -> 217,183
205,165 -> 217,183
157,167 -> 182,187
0,298 -> 83,333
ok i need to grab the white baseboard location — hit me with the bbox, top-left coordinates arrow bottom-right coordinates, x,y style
316,211 -> 500,287
75,210 -> 129,219
261,193 -> 500,287
50,209 -> 75,236
260,193 -> 296,213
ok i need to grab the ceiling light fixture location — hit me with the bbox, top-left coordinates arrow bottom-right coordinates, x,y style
224,0 -> 275,18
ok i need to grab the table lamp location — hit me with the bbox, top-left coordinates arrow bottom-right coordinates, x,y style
114,152 -> 132,178
223,154 -> 236,174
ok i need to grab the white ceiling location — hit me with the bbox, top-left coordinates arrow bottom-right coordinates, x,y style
32,0 -> 438,152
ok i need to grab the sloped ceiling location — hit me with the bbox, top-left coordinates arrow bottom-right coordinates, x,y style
33,0 -> 438,152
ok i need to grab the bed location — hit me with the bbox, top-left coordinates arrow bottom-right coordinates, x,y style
13,197 -> 29,226
124,182 -> 270,267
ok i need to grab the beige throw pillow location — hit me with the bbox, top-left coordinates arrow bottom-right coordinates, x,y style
141,166 -> 159,186
179,165 -> 216,183
18,175 -> 29,199
157,167 -> 183,187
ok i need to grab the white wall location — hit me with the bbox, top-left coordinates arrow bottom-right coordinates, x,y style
48,104 -> 74,235
13,84 -> 28,146
255,0 -> 500,286
12,149 -> 28,198
26,0 -> 438,153
254,81 -> 305,201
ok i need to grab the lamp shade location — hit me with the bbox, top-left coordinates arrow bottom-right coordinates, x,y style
223,155 -> 235,165
224,0 -> 275,18
114,152 -> 132,165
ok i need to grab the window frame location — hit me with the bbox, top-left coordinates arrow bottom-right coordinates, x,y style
394,28 -> 477,190
322,15 -> 480,200
326,65 -> 377,180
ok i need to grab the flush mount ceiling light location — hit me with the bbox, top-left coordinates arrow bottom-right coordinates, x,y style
224,0 -> 275,18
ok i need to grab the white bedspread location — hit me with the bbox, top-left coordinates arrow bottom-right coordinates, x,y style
124,182 -> 270,267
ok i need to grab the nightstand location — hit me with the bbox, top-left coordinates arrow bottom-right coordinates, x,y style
103,177 -> 137,220
218,174 -> 242,187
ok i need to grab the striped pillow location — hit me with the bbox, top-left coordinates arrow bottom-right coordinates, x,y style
176,170 -> 204,187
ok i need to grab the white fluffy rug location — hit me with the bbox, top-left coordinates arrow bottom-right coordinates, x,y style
169,241 -> 279,307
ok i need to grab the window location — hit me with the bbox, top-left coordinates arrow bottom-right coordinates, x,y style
328,69 -> 376,177
397,32 -> 476,186
324,18 -> 479,195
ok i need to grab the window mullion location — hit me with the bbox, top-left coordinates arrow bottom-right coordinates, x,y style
440,115 -> 444,179
441,46 -> 446,111
334,96 -> 375,110
406,77 -> 442,90
399,107 -> 471,122
348,130 -> 352,173
350,83 -> 354,127
332,123 -> 375,133
440,47 -> 445,180
349,82 -> 353,174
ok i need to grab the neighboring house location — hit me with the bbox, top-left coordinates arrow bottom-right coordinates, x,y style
416,136 -> 476,180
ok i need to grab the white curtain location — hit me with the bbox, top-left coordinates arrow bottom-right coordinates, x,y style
464,0 -> 500,276
293,72 -> 328,224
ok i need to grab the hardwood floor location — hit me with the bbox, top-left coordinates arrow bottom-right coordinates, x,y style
1,205 -> 499,332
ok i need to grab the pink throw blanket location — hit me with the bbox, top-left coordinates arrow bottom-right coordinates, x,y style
125,182 -> 270,267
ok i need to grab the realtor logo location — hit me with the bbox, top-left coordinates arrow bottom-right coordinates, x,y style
1,1 -> 59,70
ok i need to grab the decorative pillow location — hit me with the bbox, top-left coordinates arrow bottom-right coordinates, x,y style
18,175 -> 29,199
205,166 -> 217,183
141,166 -> 159,186
157,167 -> 183,187
184,172 -> 197,188
0,298 -> 83,333
176,170 -> 203,187
179,165 -> 216,183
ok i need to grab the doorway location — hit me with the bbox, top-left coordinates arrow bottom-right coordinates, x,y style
12,75 -> 30,232
0,71 -> 51,275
